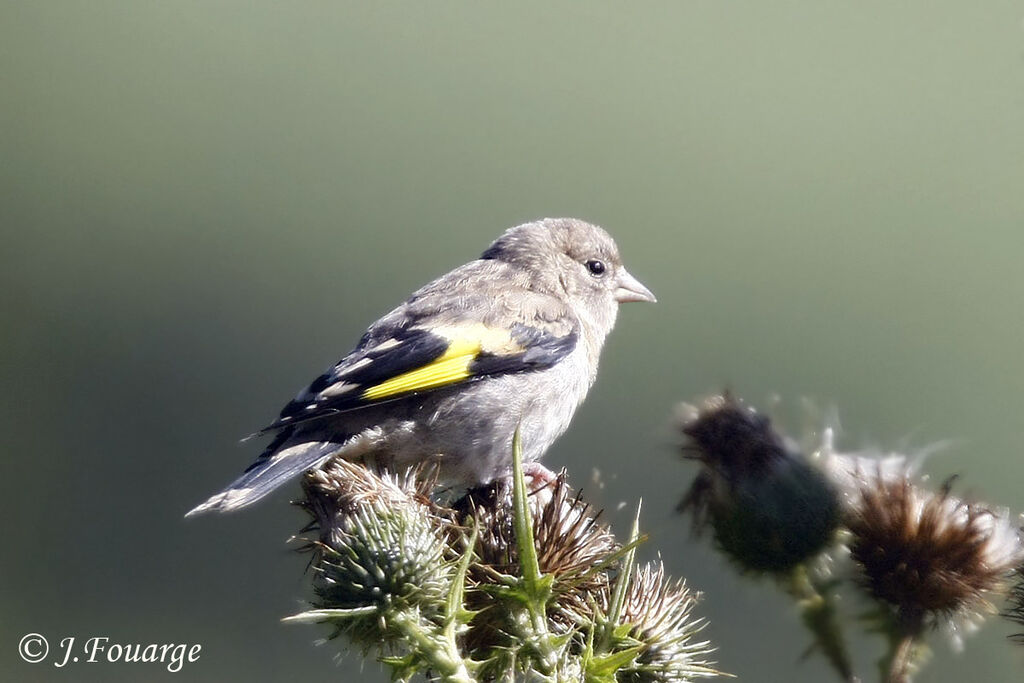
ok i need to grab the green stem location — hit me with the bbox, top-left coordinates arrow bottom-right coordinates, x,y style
391,610 -> 475,683
785,566 -> 857,683
510,428 -> 566,682
886,633 -> 915,683
527,601 -> 561,678
596,502 -> 642,657
511,429 -> 542,589
883,612 -> 924,683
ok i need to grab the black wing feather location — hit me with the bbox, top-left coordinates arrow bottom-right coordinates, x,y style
257,317 -> 578,436
273,327 -> 450,426
469,325 -> 578,376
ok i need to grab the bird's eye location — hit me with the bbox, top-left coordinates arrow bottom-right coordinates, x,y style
585,259 -> 606,277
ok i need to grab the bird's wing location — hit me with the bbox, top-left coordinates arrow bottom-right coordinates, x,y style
256,287 -> 578,435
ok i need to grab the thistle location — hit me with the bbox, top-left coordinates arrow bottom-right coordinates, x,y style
614,562 -> 716,683
848,474 -> 1020,626
676,391 -> 1024,683
677,394 -> 842,574
286,460 -> 473,682
846,472 -> 1023,681
455,470 -> 619,658
676,394 -> 851,681
287,435 -> 720,682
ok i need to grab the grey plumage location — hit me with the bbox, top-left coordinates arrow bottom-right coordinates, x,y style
187,218 -> 655,516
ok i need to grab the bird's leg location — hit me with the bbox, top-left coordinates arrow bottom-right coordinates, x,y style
522,461 -> 559,491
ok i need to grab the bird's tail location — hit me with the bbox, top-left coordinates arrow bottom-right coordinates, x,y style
185,440 -> 342,516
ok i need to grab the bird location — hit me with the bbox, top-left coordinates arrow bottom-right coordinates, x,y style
187,217 -> 655,516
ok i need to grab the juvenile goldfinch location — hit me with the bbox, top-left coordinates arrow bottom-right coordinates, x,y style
188,218 -> 655,515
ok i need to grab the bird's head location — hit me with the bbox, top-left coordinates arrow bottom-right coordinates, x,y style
482,217 -> 656,336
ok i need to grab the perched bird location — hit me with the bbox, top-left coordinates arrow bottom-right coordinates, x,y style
188,218 -> 655,516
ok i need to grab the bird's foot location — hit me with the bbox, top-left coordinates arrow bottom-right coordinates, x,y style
522,462 -> 559,491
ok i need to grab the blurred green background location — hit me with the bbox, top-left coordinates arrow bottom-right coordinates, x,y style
3,2 -> 1024,681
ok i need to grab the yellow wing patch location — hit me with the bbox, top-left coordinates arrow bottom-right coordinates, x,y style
360,324 -> 521,401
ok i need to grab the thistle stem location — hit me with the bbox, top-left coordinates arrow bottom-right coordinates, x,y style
391,610 -> 475,683
886,633 -> 915,683
510,428 -> 568,682
883,611 -> 924,683
784,566 -> 857,683
528,602 -> 561,678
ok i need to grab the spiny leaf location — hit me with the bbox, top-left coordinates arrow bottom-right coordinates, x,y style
511,427 -> 542,590
282,606 -> 378,623
446,523 -> 478,628
586,645 -> 643,680
606,501 -> 643,634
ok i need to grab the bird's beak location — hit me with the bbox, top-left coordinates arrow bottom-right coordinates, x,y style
614,269 -> 657,303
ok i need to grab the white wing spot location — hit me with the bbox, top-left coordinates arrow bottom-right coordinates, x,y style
372,338 -> 402,352
320,382 -> 358,398
344,357 -> 373,372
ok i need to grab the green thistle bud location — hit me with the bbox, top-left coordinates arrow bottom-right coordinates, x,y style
296,460 -> 453,647
678,394 -> 842,573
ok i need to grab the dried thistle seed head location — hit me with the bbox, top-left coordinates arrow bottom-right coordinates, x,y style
847,473 -> 1022,624
812,424 -> 936,511
1007,566 -> 1024,643
298,459 -> 453,636
456,472 -> 618,582
617,562 -> 718,682
454,473 -> 619,652
677,394 -> 842,573
300,458 -> 437,521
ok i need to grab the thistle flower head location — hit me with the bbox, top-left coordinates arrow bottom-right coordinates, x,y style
812,425 -> 937,511
460,473 -> 617,581
678,394 -> 842,573
454,473 -> 619,653
846,472 -> 1022,633
297,460 -> 453,645
615,562 -> 718,682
